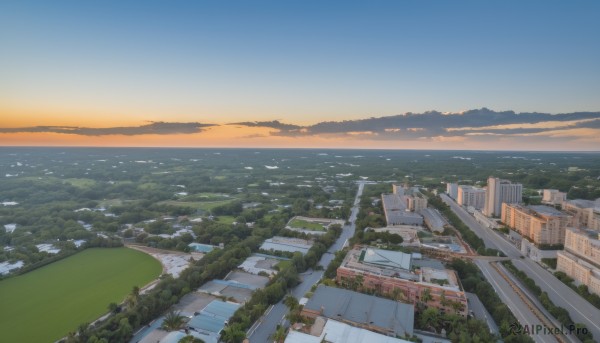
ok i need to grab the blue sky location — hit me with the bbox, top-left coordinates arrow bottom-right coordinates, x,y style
1,1 -> 599,149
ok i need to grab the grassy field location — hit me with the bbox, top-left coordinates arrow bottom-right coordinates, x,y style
288,218 -> 326,231
64,178 -> 97,189
159,198 -> 235,211
0,248 -> 161,343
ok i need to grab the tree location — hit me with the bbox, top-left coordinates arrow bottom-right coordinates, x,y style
284,295 -> 299,311
180,336 -> 205,343
419,307 -> 441,333
162,310 -> 186,331
108,302 -> 120,313
421,288 -> 433,304
77,322 -> 91,342
125,285 -> 140,309
221,323 -> 246,343
271,326 -> 287,343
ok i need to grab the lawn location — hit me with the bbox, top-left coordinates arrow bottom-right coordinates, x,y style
288,218 -> 326,231
0,248 -> 161,343
216,215 -> 236,224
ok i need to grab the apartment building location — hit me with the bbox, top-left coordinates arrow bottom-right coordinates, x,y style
457,185 -> 486,210
501,204 -> 573,246
557,228 -> 600,296
484,177 -> 522,217
542,189 -> 567,206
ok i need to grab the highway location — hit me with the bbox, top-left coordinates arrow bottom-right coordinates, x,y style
441,194 -> 600,341
475,260 -> 558,343
247,181 -> 365,342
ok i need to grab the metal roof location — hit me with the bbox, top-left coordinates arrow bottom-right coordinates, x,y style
303,285 -> 414,337
187,300 -> 240,334
361,247 -> 412,271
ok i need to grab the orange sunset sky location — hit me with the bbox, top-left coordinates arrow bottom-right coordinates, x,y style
2,1 -> 600,150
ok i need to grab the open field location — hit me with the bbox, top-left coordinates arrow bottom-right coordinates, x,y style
64,178 -> 97,188
159,198 -> 235,210
179,192 -> 233,202
288,218 -> 326,231
0,248 -> 161,343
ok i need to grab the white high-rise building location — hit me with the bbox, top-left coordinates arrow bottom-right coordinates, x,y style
446,183 -> 458,200
457,185 -> 486,210
484,177 -> 522,217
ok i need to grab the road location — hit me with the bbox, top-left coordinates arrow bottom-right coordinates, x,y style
247,181 -> 365,343
441,194 -> 600,340
475,260 -> 558,343
465,292 -> 499,336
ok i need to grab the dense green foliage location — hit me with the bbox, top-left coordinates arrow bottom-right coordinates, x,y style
0,248 -> 161,342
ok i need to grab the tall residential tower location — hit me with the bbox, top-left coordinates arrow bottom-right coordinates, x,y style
484,177 -> 522,217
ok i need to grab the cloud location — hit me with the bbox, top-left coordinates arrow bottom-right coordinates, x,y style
230,120 -> 301,132
234,108 -> 600,142
0,122 -> 215,136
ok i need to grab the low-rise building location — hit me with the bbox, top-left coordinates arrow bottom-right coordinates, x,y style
301,285 -> 414,337
259,236 -> 313,255
557,228 -> 600,296
336,247 -> 468,316
419,208 -> 447,233
381,194 -> 423,226
187,300 -> 240,343
542,189 -> 567,206
501,204 -> 573,246
285,318 -> 413,343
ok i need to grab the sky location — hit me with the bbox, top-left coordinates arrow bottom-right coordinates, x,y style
1,0 -> 599,150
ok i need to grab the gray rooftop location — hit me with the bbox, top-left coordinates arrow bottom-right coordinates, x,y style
418,208 -> 446,231
304,285 -> 414,336
567,199 -> 596,209
382,194 -> 407,211
382,194 -> 423,226
529,205 -> 567,217
361,247 -> 412,270
412,258 -> 445,270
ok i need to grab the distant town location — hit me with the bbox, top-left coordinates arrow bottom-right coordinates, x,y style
1,148 -> 600,343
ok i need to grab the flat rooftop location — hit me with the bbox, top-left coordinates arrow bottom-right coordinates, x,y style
304,285 -> 414,337
529,205 -> 568,217
360,247 -> 412,270
260,236 -> 313,255
341,247 -> 462,290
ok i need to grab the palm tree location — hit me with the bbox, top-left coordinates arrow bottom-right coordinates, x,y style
271,326 -> 287,343
421,288 -> 433,304
284,295 -> 299,311
162,310 -> 186,331
126,285 -> 141,309
221,323 -> 246,343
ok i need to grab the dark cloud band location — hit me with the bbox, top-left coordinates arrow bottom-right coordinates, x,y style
0,122 -> 215,136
